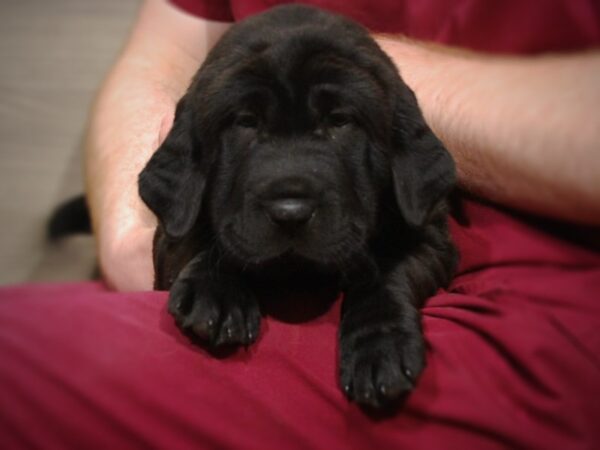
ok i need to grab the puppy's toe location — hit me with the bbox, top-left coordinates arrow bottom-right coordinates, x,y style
184,294 -> 221,341
214,297 -> 261,347
167,277 -> 195,319
399,331 -> 426,385
214,306 -> 246,346
245,303 -> 261,344
168,277 -> 221,341
349,358 -> 379,408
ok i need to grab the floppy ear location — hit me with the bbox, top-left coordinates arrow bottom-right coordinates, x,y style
139,95 -> 206,239
390,82 -> 456,228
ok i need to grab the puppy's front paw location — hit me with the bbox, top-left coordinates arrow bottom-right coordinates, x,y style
168,272 -> 260,347
340,327 -> 425,409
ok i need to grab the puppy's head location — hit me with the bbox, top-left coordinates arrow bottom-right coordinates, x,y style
139,5 -> 454,272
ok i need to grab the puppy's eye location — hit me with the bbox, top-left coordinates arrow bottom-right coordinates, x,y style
327,112 -> 352,128
236,113 -> 259,128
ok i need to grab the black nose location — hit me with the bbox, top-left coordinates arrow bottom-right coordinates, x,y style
264,198 -> 316,225
261,177 -> 317,226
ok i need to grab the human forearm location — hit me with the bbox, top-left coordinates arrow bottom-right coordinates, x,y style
84,62 -> 180,290
376,37 -> 600,224
85,0 -> 230,290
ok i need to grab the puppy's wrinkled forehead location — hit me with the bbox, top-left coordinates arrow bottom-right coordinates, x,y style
195,29 -> 394,135
273,50 -> 379,107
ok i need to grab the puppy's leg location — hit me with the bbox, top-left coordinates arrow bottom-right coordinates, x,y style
168,252 -> 261,347
339,280 -> 424,410
339,229 -> 456,409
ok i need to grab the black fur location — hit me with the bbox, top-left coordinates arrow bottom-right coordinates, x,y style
139,5 -> 457,410
47,195 -> 91,240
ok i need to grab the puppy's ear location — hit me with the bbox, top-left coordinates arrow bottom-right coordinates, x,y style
390,83 -> 455,228
139,95 -> 206,238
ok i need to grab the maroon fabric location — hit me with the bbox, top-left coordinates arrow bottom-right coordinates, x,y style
1,200 -> 600,449
169,0 -> 600,53
1,1 -> 599,449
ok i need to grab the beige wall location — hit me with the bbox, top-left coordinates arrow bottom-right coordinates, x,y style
0,0 -> 142,284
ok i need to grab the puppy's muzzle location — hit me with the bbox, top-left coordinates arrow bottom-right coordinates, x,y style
260,177 -> 318,229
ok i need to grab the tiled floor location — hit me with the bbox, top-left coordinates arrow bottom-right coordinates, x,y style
0,0 -> 141,284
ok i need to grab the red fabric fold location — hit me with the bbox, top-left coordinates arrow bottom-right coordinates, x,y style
1,200 -> 599,449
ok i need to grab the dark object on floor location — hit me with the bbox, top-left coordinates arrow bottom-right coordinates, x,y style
47,195 -> 91,241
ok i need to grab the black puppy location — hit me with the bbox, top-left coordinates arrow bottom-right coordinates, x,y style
139,4 -> 457,410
